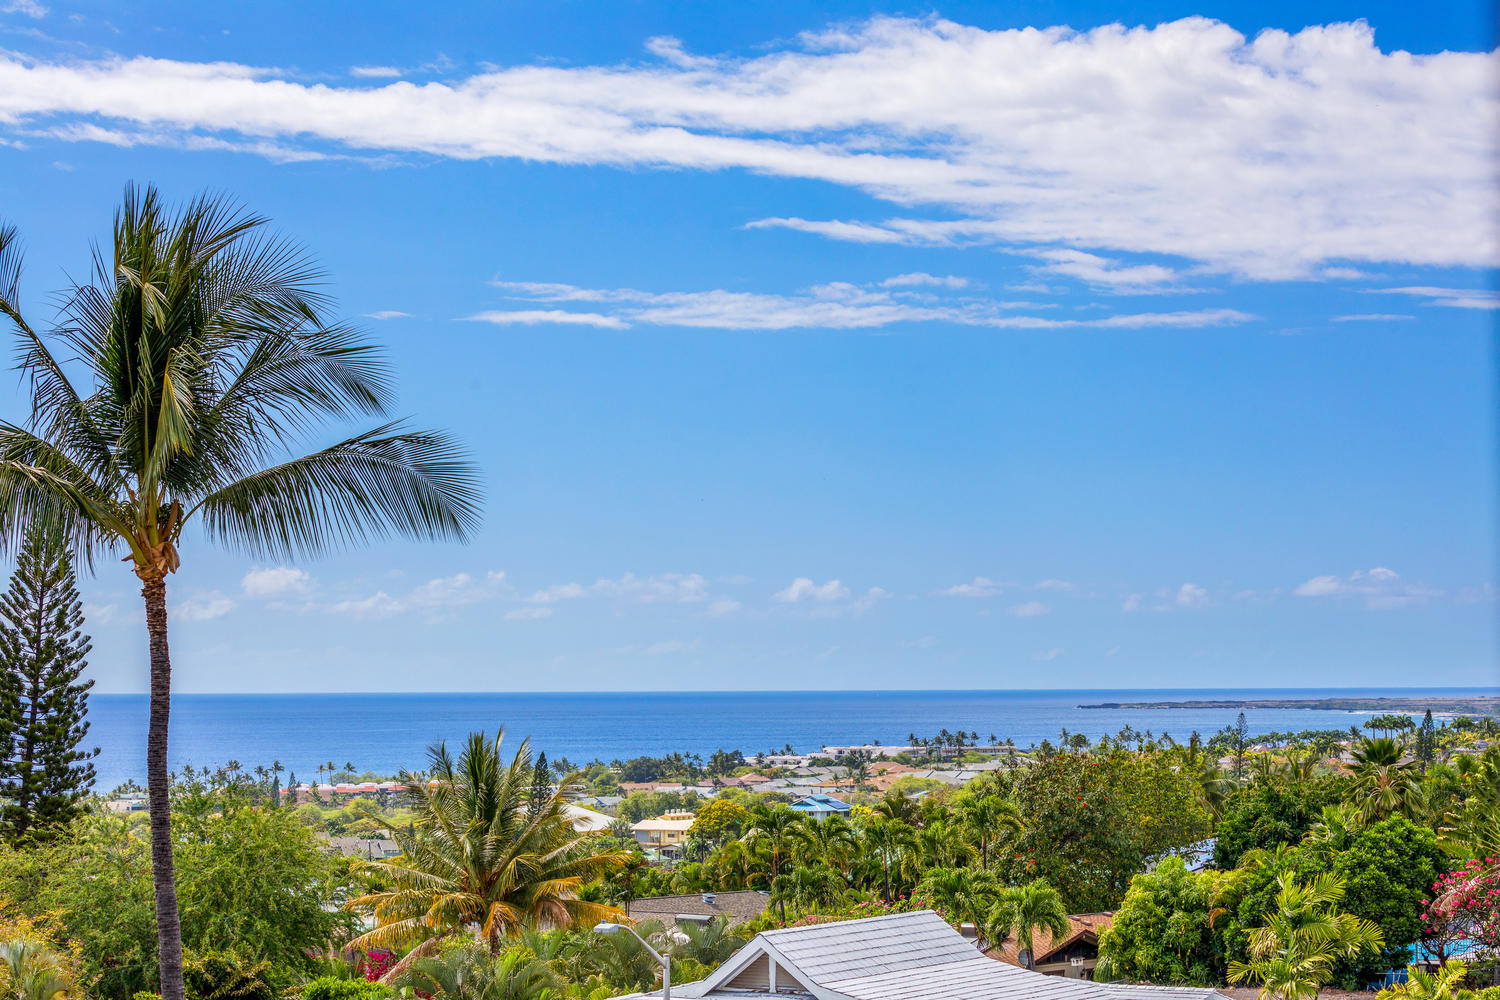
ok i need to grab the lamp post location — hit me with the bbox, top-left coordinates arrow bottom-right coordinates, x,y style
594,922 -> 670,1000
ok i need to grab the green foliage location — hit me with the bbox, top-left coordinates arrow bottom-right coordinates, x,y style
181,952 -> 274,1000
0,525 -> 97,842
1213,780 -> 1347,868
300,979 -> 394,1000
0,797 -> 359,999
1227,873 -> 1384,1000
1097,857 -> 1238,986
690,800 -> 748,844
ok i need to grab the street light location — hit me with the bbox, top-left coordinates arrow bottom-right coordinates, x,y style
594,922 -> 670,1000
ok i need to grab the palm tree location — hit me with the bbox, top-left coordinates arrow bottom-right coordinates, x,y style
743,804 -> 809,920
770,866 -> 847,919
959,795 -> 1022,868
398,942 -> 563,1000
1227,873 -> 1384,1000
0,187 -> 481,1000
1350,738 -> 1419,822
985,880 -> 1071,971
806,812 -> 858,875
914,820 -> 974,870
873,789 -> 919,825
1302,803 -> 1362,856
0,934 -> 73,1000
916,867 -> 1001,947
863,817 -> 918,902
1382,962 -> 1472,1000
349,731 -> 629,975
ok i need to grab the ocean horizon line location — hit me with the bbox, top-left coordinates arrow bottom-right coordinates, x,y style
89,684 -> 1500,698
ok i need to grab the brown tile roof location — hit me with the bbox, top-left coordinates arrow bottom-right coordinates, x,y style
987,912 -> 1113,967
625,890 -> 770,927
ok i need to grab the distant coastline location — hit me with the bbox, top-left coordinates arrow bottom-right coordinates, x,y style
1078,695 -> 1500,715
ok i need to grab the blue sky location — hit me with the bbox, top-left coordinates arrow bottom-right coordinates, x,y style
0,0 -> 1495,692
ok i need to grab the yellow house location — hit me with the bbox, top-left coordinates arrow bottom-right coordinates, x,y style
631,810 -> 695,854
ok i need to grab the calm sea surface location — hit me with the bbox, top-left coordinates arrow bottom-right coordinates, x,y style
85,687 -> 1497,790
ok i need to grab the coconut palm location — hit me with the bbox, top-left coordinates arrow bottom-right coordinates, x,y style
959,795 -> 1022,868
349,731 -> 629,975
985,880 -> 1071,971
0,935 -> 73,1000
742,804 -> 808,883
0,188 -> 481,1000
1227,873 -> 1384,1000
873,789 -> 919,825
914,819 -> 974,870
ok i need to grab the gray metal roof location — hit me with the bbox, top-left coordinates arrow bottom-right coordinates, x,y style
619,910 -> 1231,1000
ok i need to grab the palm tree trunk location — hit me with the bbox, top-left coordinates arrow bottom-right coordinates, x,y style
143,577 -> 185,1000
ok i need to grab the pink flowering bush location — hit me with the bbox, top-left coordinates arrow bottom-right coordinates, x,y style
1425,859 -> 1500,951
786,894 -> 948,928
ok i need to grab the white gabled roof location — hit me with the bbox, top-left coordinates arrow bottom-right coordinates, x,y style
619,910 -> 1231,1000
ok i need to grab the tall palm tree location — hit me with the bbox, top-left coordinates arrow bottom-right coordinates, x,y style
863,817 -> 918,902
1227,873 -> 1384,1000
743,804 -> 809,920
914,819 -> 974,870
0,187 -> 481,1000
349,731 -> 629,975
985,880 -> 1071,971
959,795 -> 1022,868
770,866 -> 847,919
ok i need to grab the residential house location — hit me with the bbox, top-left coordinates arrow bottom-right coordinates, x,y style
566,803 -> 615,833
322,835 -> 402,860
789,795 -> 851,821
625,891 -> 770,929
613,909 -> 1229,1000
989,913 -> 1114,979
631,811 -> 696,856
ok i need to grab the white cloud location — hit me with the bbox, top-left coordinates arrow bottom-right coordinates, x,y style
504,606 -> 553,620
1007,601 -> 1051,617
241,566 -> 311,598
527,572 -> 710,604
1033,578 -> 1073,591
0,18 -> 1487,279
1372,287 -> 1500,310
0,0 -> 46,17
363,309 -> 410,320
1331,313 -> 1414,322
466,309 -> 629,329
478,276 -> 1252,331
706,599 -> 742,617
774,578 -> 850,602
1121,593 -> 1143,612
176,592 -> 235,621
1175,583 -> 1210,608
1032,249 -> 1178,291
325,571 -> 506,618
880,272 -> 970,289
82,602 -> 118,625
1035,648 -> 1065,661
1293,567 -> 1440,608
940,576 -> 1004,598
350,66 -> 403,78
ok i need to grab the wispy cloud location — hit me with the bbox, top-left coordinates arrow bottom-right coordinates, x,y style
503,606 -> 553,621
0,0 -> 47,18
176,592 -> 235,622
323,571 -> 507,619
773,578 -> 850,603
939,576 -> 1005,598
363,309 -> 410,320
471,276 -> 1252,332
1007,601 -> 1051,617
1293,567 -> 1441,608
1331,313 -> 1414,322
1371,287 -> 1500,310
526,572 -> 710,604
0,18 -> 1486,279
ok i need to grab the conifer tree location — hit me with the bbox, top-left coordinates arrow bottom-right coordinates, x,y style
0,525 -> 97,841
528,751 -> 550,818
1417,709 -> 1436,773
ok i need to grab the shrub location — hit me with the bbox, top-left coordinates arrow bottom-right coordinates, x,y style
300,977 -> 394,1000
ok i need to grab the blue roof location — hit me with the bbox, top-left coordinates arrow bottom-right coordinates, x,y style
792,795 -> 851,811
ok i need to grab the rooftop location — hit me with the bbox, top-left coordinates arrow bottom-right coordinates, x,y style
626,890 -> 770,926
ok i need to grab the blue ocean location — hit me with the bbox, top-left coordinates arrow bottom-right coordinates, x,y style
85,687 -> 1496,790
